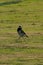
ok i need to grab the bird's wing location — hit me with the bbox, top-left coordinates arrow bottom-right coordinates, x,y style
21,30 -> 25,34
21,30 -> 28,37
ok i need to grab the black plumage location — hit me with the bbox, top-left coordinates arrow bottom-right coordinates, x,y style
17,26 -> 28,37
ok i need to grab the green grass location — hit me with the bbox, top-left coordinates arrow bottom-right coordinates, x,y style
0,0 -> 43,65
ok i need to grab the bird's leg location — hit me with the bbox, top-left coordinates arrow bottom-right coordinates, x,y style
15,36 -> 21,42
18,36 -> 21,39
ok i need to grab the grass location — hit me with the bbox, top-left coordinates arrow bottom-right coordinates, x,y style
0,0 -> 43,65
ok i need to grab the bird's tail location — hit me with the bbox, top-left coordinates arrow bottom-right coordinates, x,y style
25,34 -> 28,37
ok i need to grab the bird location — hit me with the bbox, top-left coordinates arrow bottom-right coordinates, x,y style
17,26 -> 28,38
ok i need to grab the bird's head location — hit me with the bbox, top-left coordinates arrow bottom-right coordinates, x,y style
18,26 -> 22,29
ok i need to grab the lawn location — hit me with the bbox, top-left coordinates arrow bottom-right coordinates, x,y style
0,0 -> 43,65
